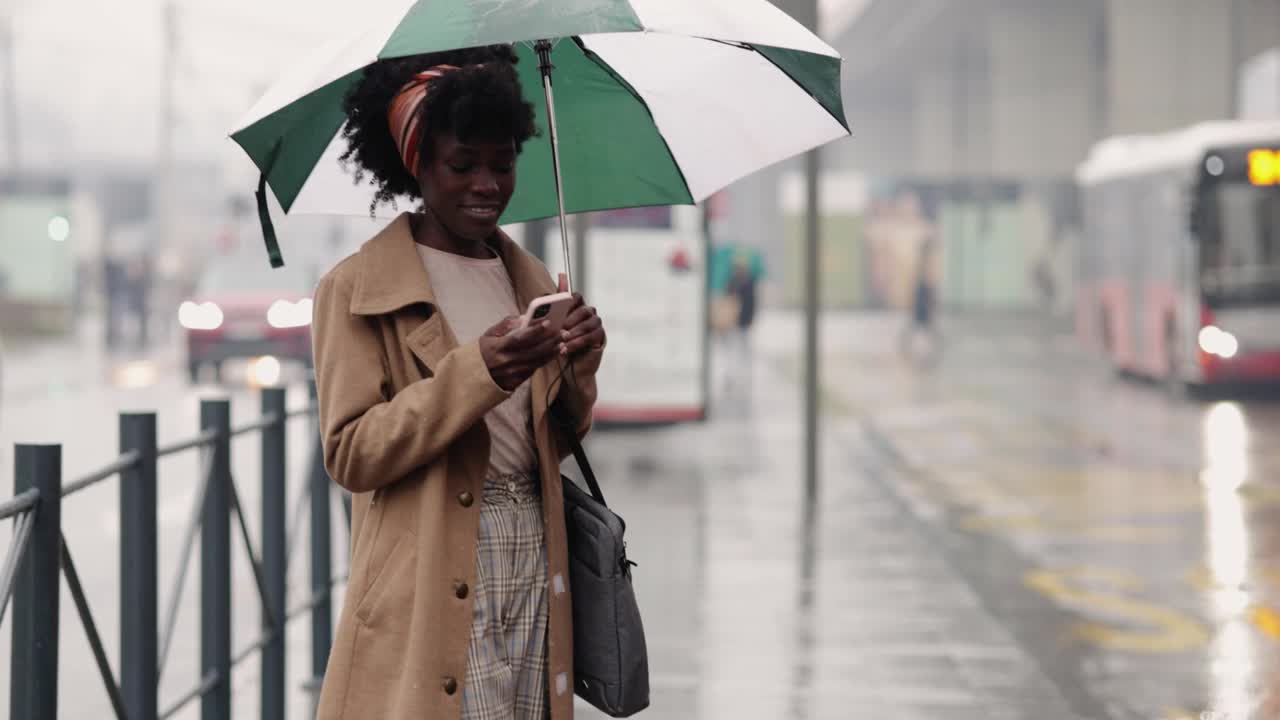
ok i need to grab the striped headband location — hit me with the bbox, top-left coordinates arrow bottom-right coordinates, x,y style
387,65 -> 462,176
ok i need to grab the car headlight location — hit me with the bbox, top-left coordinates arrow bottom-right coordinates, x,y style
179,301 -> 224,330
267,298 -> 313,329
1198,325 -> 1239,359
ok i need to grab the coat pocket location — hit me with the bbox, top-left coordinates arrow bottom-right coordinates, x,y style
354,531 -> 416,628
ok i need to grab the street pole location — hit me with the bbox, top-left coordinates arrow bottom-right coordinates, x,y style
156,0 -> 177,260
0,10 -> 19,171
1228,0 -> 1245,116
804,139 -> 820,504
762,0 -> 822,505
139,0 -> 177,349
775,0 -> 822,509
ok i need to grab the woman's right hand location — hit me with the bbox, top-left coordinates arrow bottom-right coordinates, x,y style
479,317 -> 561,392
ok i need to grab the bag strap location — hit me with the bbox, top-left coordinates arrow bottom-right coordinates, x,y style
566,432 -> 607,507
551,397 -> 607,507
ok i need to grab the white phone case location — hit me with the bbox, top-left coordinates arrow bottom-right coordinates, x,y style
521,292 -> 575,331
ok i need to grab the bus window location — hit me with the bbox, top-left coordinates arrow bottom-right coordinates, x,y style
1202,184 -> 1280,300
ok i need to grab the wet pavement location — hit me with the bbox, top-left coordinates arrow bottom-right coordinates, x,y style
581,370 -> 1080,719
6,310 -> 1280,718
749,311 -> 1280,720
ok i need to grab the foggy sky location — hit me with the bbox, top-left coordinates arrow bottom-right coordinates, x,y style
5,0 -> 863,179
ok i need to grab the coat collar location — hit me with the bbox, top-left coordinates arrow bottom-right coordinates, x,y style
347,213 -> 564,422
349,213 -> 557,317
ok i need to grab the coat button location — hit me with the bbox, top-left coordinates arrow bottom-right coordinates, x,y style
454,582 -> 469,599
458,491 -> 474,508
443,677 -> 458,695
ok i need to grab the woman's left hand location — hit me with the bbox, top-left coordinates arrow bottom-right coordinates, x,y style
556,276 -> 606,356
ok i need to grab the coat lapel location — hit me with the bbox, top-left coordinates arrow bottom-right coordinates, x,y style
348,214 -> 436,316
348,213 -> 457,375
347,214 -> 563,401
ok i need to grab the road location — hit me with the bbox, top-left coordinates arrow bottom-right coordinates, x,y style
3,310 -> 1280,719
756,311 -> 1280,720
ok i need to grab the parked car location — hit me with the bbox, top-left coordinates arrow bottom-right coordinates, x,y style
180,256 -> 314,384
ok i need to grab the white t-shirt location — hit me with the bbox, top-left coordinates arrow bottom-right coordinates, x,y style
416,242 -> 537,477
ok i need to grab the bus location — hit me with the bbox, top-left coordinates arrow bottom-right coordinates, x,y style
1076,120 -> 1280,387
535,205 -> 710,424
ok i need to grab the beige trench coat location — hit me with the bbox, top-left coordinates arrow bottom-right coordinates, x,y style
312,214 -> 599,720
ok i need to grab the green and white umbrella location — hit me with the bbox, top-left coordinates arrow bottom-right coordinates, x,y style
231,0 -> 850,271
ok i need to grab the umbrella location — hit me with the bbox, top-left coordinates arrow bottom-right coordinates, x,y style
231,0 -> 850,280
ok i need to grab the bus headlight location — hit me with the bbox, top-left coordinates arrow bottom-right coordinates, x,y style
1199,325 -> 1239,359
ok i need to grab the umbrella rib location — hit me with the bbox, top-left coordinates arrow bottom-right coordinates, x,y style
701,38 -> 754,51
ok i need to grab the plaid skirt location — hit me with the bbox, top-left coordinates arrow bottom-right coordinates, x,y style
461,472 -> 550,720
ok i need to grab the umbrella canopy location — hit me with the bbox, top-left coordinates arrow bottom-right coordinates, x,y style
231,0 -> 849,228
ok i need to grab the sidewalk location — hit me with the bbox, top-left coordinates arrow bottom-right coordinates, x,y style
577,311 -> 1082,719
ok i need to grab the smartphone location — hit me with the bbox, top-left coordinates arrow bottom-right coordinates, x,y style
519,292 -> 576,332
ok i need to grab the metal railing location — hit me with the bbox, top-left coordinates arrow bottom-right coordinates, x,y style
2,382 -> 350,720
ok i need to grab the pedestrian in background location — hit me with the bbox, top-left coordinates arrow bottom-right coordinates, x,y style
725,254 -> 758,388
124,256 -> 152,350
900,236 -> 942,365
311,44 -> 606,720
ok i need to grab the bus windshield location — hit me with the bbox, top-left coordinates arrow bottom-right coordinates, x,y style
1202,183 -> 1280,304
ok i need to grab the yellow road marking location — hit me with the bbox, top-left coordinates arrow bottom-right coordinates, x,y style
1249,604 -> 1280,641
1025,567 -> 1210,654
1078,525 -> 1179,543
962,513 -> 1178,544
960,514 -> 1048,532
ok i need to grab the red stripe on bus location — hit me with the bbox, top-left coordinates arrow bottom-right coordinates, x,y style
1203,351 -> 1280,382
593,407 -> 706,423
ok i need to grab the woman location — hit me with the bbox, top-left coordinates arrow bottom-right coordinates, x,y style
312,45 -> 606,720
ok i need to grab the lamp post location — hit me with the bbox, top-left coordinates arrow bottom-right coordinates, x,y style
1,9 -> 19,171
772,0 -> 823,507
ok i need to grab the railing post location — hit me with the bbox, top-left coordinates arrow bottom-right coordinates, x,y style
201,399 -> 232,720
11,444 -> 61,720
309,380 -> 333,686
261,388 -> 287,720
121,413 -> 159,720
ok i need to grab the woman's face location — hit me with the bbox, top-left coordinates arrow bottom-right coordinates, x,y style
421,133 -> 517,241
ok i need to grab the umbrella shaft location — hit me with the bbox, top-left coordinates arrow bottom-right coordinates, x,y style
535,39 -> 573,294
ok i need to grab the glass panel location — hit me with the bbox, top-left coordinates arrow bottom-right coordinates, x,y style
1202,184 -> 1280,302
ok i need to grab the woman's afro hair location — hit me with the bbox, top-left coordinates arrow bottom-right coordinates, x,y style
339,44 -> 538,214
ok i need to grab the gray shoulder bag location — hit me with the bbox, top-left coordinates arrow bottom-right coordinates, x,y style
560,426 -> 651,716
